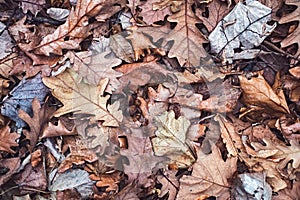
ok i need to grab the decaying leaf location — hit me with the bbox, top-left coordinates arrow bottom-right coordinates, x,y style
49,169 -> 95,198
177,145 -> 237,199
151,110 -> 195,168
42,69 -> 122,126
0,125 -> 19,153
0,22 -> 14,60
21,0 -> 45,14
0,157 -> 20,185
140,0 -> 171,25
209,1 -> 276,62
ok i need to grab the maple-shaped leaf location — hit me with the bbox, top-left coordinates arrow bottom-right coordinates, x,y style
32,0 -> 124,56
163,0 -> 208,67
177,145 -> 237,199
18,98 -> 55,152
0,125 -> 19,153
140,0 -> 171,25
151,110 -> 196,168
279,0 -> 300,58
239,73 -> 290,118
42,69 -> 121,127
66,50 -> 122,93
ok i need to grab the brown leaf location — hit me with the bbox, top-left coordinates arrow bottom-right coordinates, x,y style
164,0 -> 208,66
21,0 -> 45,14
18,98 -> 55,152
32,0 -> 125,56
0,157 -> 20,185
140,0 -> 171,25
279,0 -> 300,58
196,0 -> 231,32
66,50 -> 122,93
177,145 -> 237,199
0,53 -> 15,78
289,66 -> 300,79
239,73 -> 290,118
273,180 -> 300,200
42,69 -> 122,126
42,120 -> 77,138
0,125 -> 20,153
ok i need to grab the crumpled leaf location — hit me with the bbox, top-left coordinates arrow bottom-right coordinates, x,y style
177,145 -> 237,199
42,69 -> 122,126
151,110 -> 195,168
0,125 -> 19,153
47,8 -> 70,21
231,172 -> 272,200
239,73 -> 290,118
0,22 -> 14,60
1,73 -> 49,128
209,1 -> 276,62
49,169 -> 95,198
32,0 -> 124,56
66,49 -> 122,93
109,34 -> 135,63
279,0 -> 300,58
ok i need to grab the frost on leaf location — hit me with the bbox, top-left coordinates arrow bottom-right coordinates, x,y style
42,69 -> 121,127
151,110 -> 195,168
209,1 -> 276,62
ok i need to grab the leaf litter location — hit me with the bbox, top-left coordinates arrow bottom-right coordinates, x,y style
0,0 -> 299,199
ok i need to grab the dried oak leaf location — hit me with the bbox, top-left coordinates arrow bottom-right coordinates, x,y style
196,0 -> 231,32
0,125 -> 19,153
151,110 -> 196,168
0,157 -> 20,186
0,22 -> 13,60
21,0 -> 45,14
32,0 -> 124,56
18,98 -> 55,152
177,145 -> 237,199
251,139 -> 300,170
239,73 -> 290,118
41,120 -> 77,138
66,50 -> 122,93
109,34 -> 135,63
42,69 -> 122,127
164,0 -> 208,67
273,180 -> 300,200
140,0 -> 171,25
0,53 -> 15,78
279,0 -> 300,58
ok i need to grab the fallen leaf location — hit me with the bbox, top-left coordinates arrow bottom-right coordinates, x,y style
0,157 -> 20,185
41,120 -> 77,138
239,73 -> 290,118
66,49 -> 122,93
109,34 -> 135,63
0,22 -> 14,60
49,169 -> 95,199
21,0 -> 45,14
177,145 -> 237,199
18,98 -> 55,152
140,0 -> 171,25
279,0 -> 300,58
151,110 -> 196,168
0,125 -> 19,153
42,69 -> 122,126
1,74 -> 49,128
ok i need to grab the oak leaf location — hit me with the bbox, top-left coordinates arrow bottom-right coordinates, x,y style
18,98 -> 55,152
42,69 -> 122,126
164,0 -> 208,67
0,22 -> 13,60
151,110 -> 196,168
140,0 -> 171,25
0,125 -> 19,153
177,145 -> 237,199
279,0 -> 300,58
32,0 -> 124,56
66,50 -> 122,93
0,157 -> 20,185
239,73 -> 290,118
